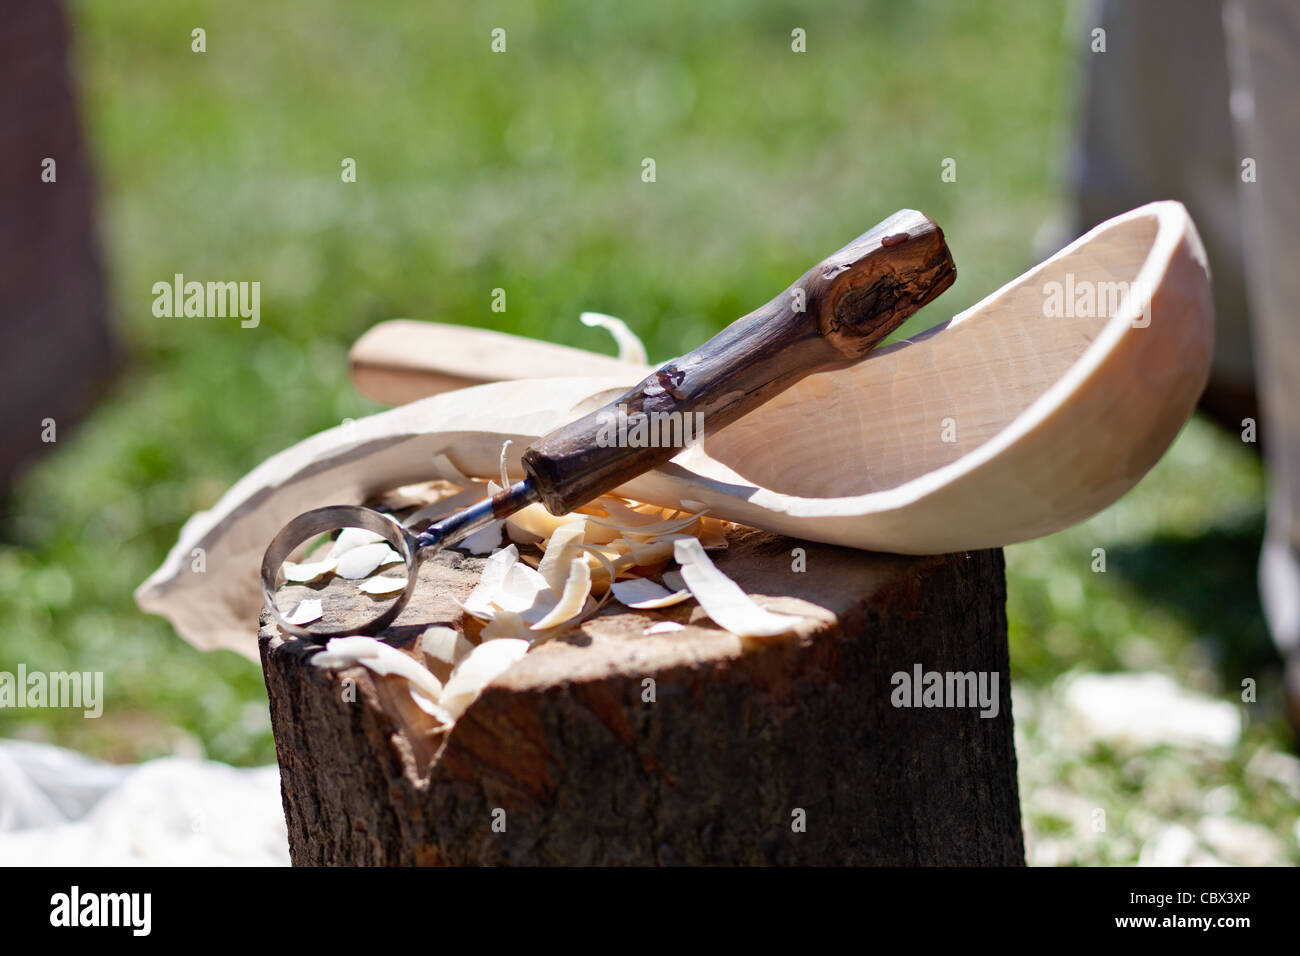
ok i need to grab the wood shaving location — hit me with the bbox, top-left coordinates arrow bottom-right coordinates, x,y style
625,534 -> 690,566
589,509 -> 706,536
283,599 -> 323,625
281,558 -> 337,583
312,635 -> 445,707
611,577 -> 691,609
408,687 -> 454,726
530,556 -> 592,630
592,497 -> 662,525
697,517 -> 730,550
494,563 -> 555,621
380,480 -> 460,510
537,519 -> 587,595
458,545 -> 520,619
327,528 -> 386,560
481,609 -> 531,641
357,575 -> 408,595
579,311 -> 649,365
439,638 -> 530,718
498,440 -> 513,488
421,626 -> 472,666
505,504 -> 581,541
460,519 -> 504,555
672,538 -> 801,637
334,542 -> 403,579
577,543 -> 628,595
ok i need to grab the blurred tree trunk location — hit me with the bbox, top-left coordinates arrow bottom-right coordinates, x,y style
0,0 -> 117,490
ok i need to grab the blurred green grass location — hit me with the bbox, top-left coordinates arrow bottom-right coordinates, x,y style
0,0 -> 1291,860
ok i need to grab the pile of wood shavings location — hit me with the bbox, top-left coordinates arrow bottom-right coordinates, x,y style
310,319 -> 799,728
312,444 -> 804,731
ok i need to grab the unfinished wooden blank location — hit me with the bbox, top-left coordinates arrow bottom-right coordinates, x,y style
139,202 -> 1212,657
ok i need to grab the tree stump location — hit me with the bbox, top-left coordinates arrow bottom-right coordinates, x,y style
260,531 -> 1023,865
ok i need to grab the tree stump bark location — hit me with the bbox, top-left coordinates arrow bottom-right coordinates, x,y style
260,531 -> 1023,865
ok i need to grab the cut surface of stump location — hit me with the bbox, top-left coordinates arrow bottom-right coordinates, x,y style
261,529 -> 1022,865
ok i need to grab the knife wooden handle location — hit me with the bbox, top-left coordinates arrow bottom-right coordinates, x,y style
522,209 -> 956,515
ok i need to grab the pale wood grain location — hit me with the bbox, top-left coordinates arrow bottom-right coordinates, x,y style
139,202 -> 1211,657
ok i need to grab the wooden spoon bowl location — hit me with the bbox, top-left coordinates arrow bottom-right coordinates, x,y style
139,202 -> 1212,654
684,200 -> 1213,552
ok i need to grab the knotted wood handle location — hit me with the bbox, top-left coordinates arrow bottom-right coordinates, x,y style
522,209 -> 956,516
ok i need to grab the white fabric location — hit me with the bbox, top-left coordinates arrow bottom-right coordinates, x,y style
0,739 -> 288,866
